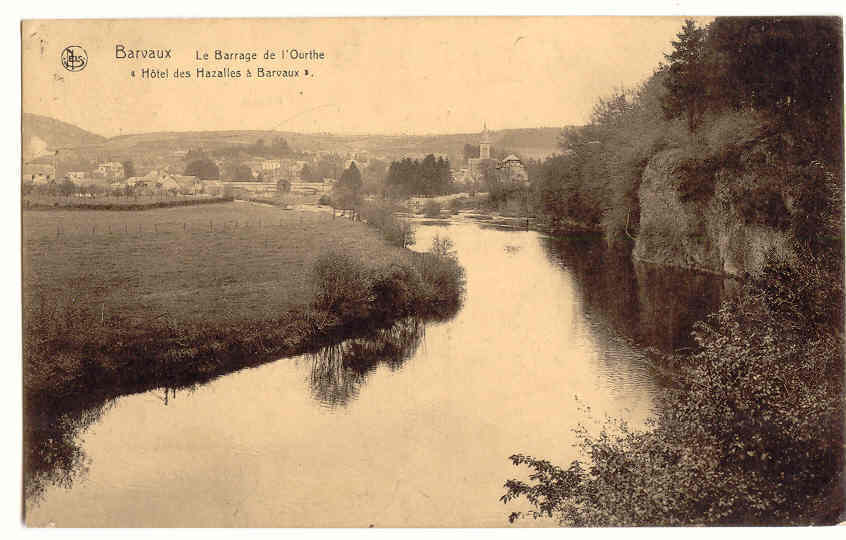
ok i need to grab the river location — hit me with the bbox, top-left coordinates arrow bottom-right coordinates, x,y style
24,220 -> 734,527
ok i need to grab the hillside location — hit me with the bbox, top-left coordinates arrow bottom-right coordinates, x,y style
22,114 -> 107,159
99,127 -> 562,161
21,112 -> 563,165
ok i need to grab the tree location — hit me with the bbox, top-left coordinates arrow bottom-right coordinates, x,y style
185,159 -> 220,180
362,159 -> 388,195
122,160 -> 136,179
277,178 -> 291,194
337,162 -> 363,195
707,17 -> 844,163
300,163 -> 314,181
662,19 -> 710,133
224,162 -> 253,181
331,163 -> 364,211
270,136 -> 291,156
383,155 -> 453,197
58,178 -> 76,198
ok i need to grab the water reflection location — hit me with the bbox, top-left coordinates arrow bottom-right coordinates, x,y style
23,318 -> 427,505
541,234 -> 736,353
24,382 -> 201,508
24,400 -> 114,506
308,317 -> 426,408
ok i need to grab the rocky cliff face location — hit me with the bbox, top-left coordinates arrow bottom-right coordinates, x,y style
633,149 -> 794,277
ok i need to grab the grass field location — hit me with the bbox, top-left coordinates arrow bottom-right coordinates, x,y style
23,202 -> 414,327
21,199 -> 466,410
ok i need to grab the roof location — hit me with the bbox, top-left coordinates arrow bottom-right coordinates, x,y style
172,175 -> 199,186
159,177 -> 181,189
503,154 -> 521,162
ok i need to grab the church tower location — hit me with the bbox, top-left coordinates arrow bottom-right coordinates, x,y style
480,122 -> 491,160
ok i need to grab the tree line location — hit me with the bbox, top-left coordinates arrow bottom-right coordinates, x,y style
528,17 -> 843,247
384,154 -> 453,198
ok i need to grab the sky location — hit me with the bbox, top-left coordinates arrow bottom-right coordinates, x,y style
22,17 -> 708,137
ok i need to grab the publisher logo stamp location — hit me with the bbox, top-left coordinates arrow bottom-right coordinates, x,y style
61,46 -> 87,72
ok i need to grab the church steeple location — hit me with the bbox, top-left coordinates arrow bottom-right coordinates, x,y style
480,122 -> 491,159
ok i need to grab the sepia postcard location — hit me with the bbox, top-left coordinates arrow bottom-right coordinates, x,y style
20,17 -> 844,527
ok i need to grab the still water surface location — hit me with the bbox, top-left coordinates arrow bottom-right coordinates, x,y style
26,221 -> 732,527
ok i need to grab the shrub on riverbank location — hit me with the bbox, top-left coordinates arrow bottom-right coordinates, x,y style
312,235 -> 465,326
423,200 -> 442,218
359,201 -> 415,248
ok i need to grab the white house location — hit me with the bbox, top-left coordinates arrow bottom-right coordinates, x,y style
96,162 -> 125,180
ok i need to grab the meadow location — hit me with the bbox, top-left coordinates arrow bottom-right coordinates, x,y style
23,201 -> 465,410
23,202 -> 413,326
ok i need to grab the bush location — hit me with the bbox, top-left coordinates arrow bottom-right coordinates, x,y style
423,199 -> 442,218
318,194 -> 331,206
369,264 -> 425,319
359,201 -> 414,248
447,196 -> 467,214
415,235 -> 466,317
312,241 -> 466,324
312,251 -> 372,321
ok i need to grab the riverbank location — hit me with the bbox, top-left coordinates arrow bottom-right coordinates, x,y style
23,203 -> 464,414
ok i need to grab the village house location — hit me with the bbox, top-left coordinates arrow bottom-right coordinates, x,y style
498,154 -> 529,185
172,175 -> 202,194
95,162 -> 125,180
242,159 -> 264,180
201,180 -> 225,196
22,162 -> 56,184
280,159 -> 306,181
120,170 -> 198,195
66,171 -> 88,183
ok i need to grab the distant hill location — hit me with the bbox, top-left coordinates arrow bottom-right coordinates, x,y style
97,127 -> 564,163
493,127 -> 564,159
21,114 -> 564,165
22,114 -> 107,159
